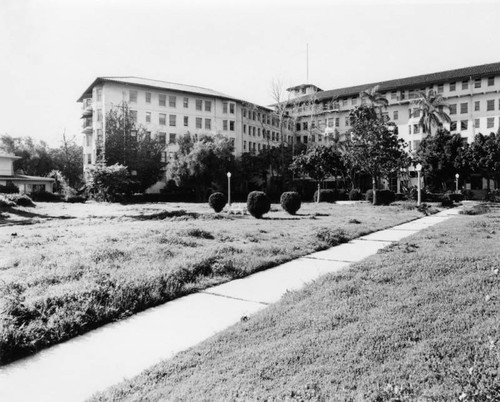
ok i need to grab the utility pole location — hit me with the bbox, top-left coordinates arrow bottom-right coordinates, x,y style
123,102 -> 126,165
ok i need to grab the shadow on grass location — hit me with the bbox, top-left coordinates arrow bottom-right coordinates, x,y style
0,207 -> 75,226
260,216 -> 301,221
127,210 -> 200,221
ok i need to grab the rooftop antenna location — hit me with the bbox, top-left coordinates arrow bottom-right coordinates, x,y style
306,43 -> 309,84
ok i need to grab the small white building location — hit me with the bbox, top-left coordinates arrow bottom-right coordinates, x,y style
0,154 -> 54,193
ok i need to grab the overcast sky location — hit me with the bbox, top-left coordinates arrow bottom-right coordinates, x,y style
1,0 -> 499,147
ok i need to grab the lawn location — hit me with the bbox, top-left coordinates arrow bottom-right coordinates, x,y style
91,205 -> 500,401
0,200 -> 429,365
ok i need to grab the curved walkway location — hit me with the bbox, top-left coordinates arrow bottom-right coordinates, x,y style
0,208 -> 461,402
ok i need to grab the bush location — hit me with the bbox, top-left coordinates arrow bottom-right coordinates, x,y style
460,204 -> 491,215
336,189 -> 347,200
0,195 -> 16,208
483,189 -> 500,203
375,190 -> 396,205
366,189 -> 395,205
348,189 -> 363,201
313,189 -> 336,203
247,191 -> 270,219
447,193 -> 464,203
5,194 -> 36,207
462,189 -> 474,200
365,189 -> 374,202
407,186 -> 429,202
30,191 -> 63,202
86,163 -> 135,202
208,192 -> 226,213
441,197 -> 454,207
0,183 -> 20,194
65,195 -> 87,203
280,192 -> 301,215
315,228 -> 348,247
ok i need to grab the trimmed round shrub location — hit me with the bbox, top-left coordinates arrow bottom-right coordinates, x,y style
247,191 -> 270,219
313,189 -> 336,203
208,192 -> 226,213
349,189 -> 363,201
280,191 -> 301,215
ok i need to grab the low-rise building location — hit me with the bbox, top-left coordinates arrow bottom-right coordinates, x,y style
0,154 -> 54,193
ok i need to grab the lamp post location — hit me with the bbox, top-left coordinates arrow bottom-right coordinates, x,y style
455,173 -> 460,193
416,163 -> 422,206
227,172 -> 232,207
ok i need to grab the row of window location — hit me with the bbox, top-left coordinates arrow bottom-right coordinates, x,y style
449,99 -> 500,114
113,89 -> 237,113
296,117 -> 350,131
323,76 -> 497,109
293,97 -> 500,129
242,109 -> 279,127
408,117 -> 499,134
98,109 -> 239,132
243,125 -> 281,140
156,132 -> 235,146
451,117 -> 498,131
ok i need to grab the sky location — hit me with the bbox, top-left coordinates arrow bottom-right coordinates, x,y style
1,0 -> 500,148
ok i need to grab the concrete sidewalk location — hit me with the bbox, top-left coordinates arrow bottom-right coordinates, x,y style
0,208 -> 460,402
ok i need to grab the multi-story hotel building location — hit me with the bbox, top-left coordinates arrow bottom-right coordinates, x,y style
285,62 -> 500,191
78,62 -> 500,192
287,62 -> 500,151
77,77 -> 288,168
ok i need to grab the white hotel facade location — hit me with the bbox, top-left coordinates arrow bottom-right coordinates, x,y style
288,62 -> 500,155
78,62 -> 500,191
77,77 -> 288,169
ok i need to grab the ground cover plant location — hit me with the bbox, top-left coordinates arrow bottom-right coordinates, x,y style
91,207 -> 500,401
0,201 -> 427,364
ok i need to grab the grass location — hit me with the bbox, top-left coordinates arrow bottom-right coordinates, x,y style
0,200 -> 428,365
91,207 -> 500,401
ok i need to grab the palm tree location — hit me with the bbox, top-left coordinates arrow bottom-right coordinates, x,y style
413,90 -> 451,135
359,85 -> 389,118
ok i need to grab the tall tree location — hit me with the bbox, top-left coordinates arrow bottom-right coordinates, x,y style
103,102 -> 165,192
343,105 -> 408,204
467,132 -> 500,190
359,85 -> 389,117
413,90 -> 451,135
290,144 -> 342,202
271,79 -> 296,190
167,134 -> 235,201
49,133 -> 83,187
0,134 -> 55,176
417,128 -> 466,191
